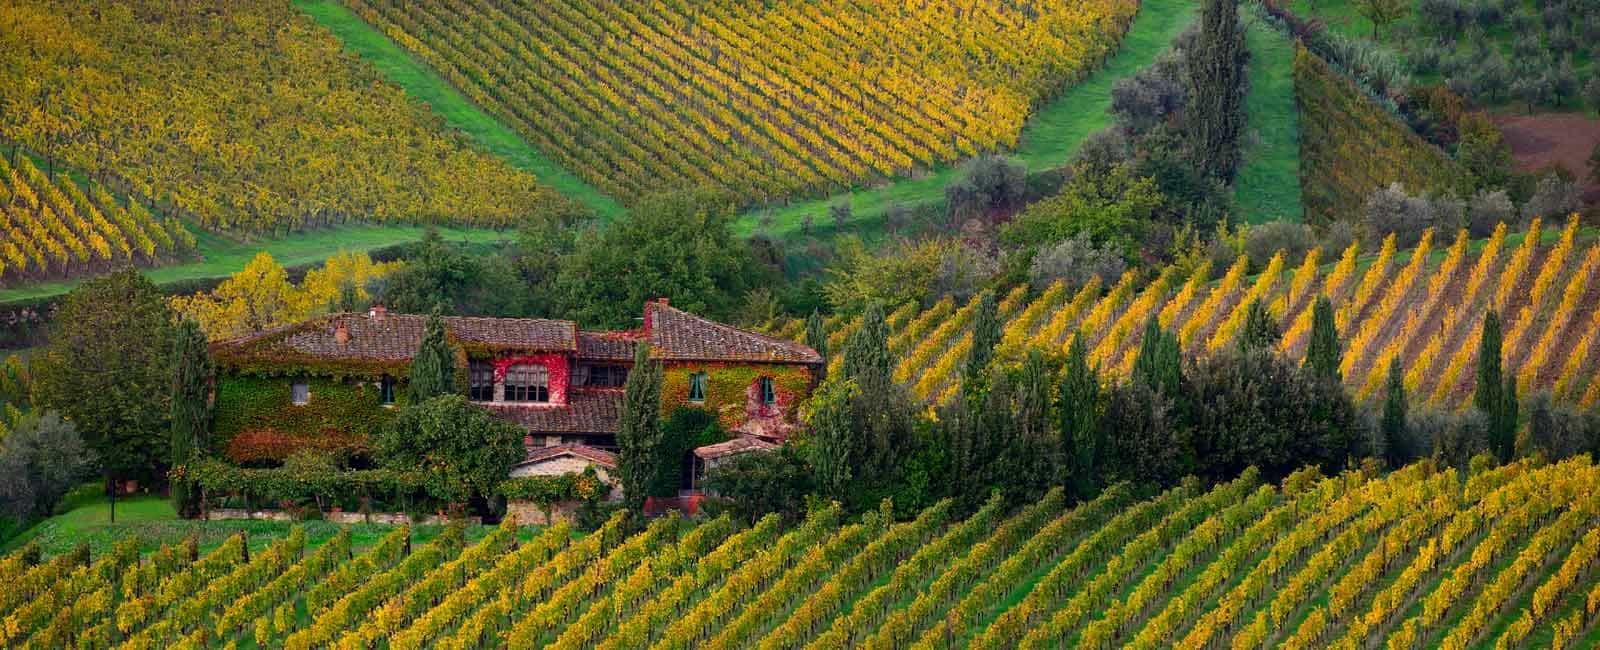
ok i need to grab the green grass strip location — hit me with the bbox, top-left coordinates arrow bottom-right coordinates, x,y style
294,0 -> 622,220
1234,14 -> 1302,224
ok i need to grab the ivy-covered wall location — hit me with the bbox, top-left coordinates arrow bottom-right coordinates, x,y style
660,363 -> 813,433
214,374 -> 403,464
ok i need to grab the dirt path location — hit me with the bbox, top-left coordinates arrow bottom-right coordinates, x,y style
1492,113 -> 1600,203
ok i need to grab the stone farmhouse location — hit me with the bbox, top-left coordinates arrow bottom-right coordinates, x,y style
208,299 -> 821,494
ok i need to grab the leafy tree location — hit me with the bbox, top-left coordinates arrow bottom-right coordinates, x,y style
822,236 -> 952,313
554,189 -> 770,329
172,250 -> 394,339
1060,337 -> 1104,499
703,445 -> 814,524
1237,298 -> 1281,353
1182,350 -> 1362,483
408,309 -> 456,402
964,290 -> 1001,388
1186,0 -> 1249,180
1381,359 -> 1408,466
378,230 -> 487,316
375,394 -> 523,507
1356,0 -> 1410,39
1474,311 -> 1510,460
35,268 -> 173,520
805,377 -> 857,502
169,319 -> 212,518
1001,164 -> 1164,256
945,155 -> 1027,224
1457,112 -> 1516,191
0,411 -> 89,521
617,343 -> 665,508
1303,296 -> 1343,382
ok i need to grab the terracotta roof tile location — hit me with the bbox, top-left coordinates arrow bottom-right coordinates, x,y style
480,391 -> 623,434
578,331 -> 640,362
647,302 -> 822,364
693,435 -> 779,459
516,443 -> 618,468
214,311 -> 576,362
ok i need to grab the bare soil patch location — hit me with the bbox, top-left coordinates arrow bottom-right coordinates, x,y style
1492,113 -> 1600,203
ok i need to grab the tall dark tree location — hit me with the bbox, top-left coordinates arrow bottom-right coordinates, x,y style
1475,311 -> 1511,460
1381,359 -> 1408,466
618,343 -> 665,509
806,376 -> 857,502
1186,0 -> 1249,180
409,309 -> 456,402
34,269 -> 173,522
804,310 -> 830,366
169,319 -> 212,518
1496,374 -> 1519,462
1060,336 -> 1104,499
1009,350 -> 1062,501
1132,317 -> 1182,396
1238,298 -> 1281,353
841,302 -> 912,480
963,290 -> 1001,388
1303,297 -> 1342,382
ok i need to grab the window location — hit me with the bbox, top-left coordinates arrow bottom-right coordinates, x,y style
758,377 -> 776,405
579,364 -> 626,388
469,362 -> 495,401
688,372 -> 707,402
505,364 -> 550,403
291,381 -> 310,406
379,375 -> 397,406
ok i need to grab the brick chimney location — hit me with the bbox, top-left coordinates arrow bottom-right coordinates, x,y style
334,320 -> 350,347
368,305 -> 386,320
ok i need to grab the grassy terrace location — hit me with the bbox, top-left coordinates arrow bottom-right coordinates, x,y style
0,490 -> 540,558
1234,14 -> 1302,224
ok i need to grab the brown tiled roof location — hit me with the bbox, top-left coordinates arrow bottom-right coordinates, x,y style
481,391 -> 623,434
515,443 -> 617,469
578,331 -> 639,362
647,302 -> 822,364
693,435 -> 778,459
213,311 -> 576,362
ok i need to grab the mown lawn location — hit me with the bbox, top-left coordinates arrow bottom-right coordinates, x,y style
1234,15 -> 1303,224
1,489 -> 540,558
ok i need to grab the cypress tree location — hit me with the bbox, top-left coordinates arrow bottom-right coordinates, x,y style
1497,374 -> 1519,461
1475,311 -> 1503,415
841,302 -> 910,477
1303,297 -> 1342,381
842,303 -> 892,391
964,290 -> 1001,387
1186,0 -> 1248,180
804,310 -> 829,365
408,309 -> 456,402
1238,298 -> 1281,353
806,376 -> 856,502
1132,317 -> 1182,396
1060,336 -> 1103,499
169,319 -> 212,519
618,343 -> 664,508
1381,359 -> 1407,466
1011,350 -> 1061,501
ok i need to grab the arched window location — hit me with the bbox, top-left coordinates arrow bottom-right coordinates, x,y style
505,364 -> 550,403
